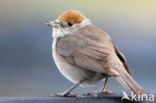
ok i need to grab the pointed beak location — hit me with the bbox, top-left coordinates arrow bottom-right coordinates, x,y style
45,21 -> 55,26
45,21 -> 60,27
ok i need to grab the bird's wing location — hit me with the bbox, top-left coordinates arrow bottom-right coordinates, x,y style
56,25 -> 121,76
113,44 -> 131,75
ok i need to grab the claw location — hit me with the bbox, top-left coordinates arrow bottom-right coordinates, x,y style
54,92 -> 69,97
100,89 -> 112,94
53,93 -> 76,97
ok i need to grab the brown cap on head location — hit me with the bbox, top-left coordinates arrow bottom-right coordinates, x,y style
57,10 -> 85,24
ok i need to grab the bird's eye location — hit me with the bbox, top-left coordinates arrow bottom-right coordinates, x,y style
67,22 -> 73,26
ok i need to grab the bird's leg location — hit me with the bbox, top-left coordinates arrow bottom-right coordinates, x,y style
54,80 -> 85,97
100,77 -> 112,94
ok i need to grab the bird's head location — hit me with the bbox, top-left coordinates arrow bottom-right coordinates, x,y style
46,10 -> 91,38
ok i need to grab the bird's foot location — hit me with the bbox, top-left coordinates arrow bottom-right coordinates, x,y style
78,90 -> 113,97
100,89 -> 112,94
53,92 -> 76,97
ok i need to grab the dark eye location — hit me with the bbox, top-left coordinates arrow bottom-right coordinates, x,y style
67,22 -> 73,26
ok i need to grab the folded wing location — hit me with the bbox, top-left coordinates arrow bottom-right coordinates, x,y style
56,25 -> 128,76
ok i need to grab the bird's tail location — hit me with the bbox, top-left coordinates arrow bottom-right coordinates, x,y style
115,67 -> 146,94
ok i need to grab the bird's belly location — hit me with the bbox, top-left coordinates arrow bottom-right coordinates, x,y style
53,51 -> 105,85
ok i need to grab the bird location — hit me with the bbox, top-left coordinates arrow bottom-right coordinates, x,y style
46,10 -> 146,96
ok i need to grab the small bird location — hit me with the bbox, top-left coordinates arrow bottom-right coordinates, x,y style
46,10 -> 146,96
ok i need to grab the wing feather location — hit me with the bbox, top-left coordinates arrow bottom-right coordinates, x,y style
113,44 -> 131,75
56,25 -> 127,76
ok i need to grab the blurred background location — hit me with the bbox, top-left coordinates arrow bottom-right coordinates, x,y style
0,0 -> 156,97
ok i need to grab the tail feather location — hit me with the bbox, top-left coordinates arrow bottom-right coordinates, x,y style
115,68 -> 146,94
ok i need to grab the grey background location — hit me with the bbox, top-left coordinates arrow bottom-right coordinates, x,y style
0,0 -> 156,96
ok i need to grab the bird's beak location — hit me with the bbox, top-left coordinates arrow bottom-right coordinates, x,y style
45,21 -> 55,26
